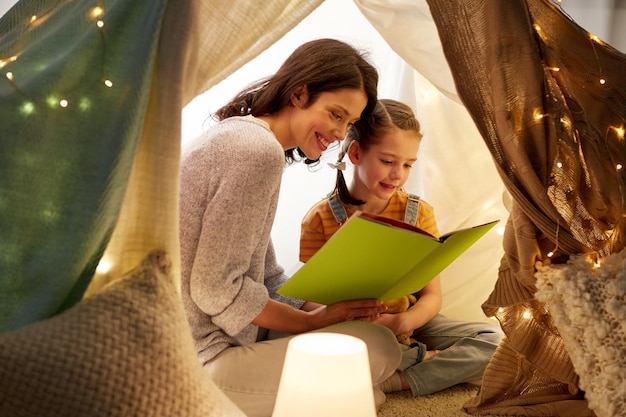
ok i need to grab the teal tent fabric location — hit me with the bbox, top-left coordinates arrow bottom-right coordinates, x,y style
0,0 -> 167,331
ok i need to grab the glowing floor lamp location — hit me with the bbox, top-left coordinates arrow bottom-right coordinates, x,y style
272,332 -> 376,417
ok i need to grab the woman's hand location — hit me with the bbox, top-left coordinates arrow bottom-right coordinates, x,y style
300,300 -> 324,312
306,299 -> 386,330
253,298 -> 386,334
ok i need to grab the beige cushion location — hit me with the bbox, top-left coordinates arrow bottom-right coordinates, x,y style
0,250 -> 245,417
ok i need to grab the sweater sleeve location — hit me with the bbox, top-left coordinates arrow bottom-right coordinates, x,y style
180,119 -> 284,337
264,239 -> 306,308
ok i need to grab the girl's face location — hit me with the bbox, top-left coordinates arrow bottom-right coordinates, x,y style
289,88 -> 368,160
349,128 -> 420,203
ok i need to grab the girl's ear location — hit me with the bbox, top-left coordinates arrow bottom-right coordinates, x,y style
347,140 -> 362,165
290,85 -> 309,108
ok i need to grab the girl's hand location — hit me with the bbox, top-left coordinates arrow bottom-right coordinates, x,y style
375,278 -> 443,335
306,299 -> 386,330
374,311 -> 414,336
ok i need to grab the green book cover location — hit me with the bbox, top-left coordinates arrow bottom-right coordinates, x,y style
278,212 -> 499,305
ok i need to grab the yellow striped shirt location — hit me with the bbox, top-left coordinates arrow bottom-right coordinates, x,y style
299,190 -> 439,262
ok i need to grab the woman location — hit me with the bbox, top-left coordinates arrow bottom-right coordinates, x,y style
179,39 -> 401,417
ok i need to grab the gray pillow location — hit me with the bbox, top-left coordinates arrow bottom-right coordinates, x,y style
0,250 -> 245,417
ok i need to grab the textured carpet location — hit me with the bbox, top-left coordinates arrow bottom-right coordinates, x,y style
378,384 -> 481,417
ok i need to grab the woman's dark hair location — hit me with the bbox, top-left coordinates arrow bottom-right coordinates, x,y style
214,38 -> 378,164
333,98 -> 423,205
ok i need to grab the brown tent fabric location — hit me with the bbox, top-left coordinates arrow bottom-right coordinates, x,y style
426,0 -> 626,415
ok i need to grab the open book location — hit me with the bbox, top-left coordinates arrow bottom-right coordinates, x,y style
277,212 -> 499,305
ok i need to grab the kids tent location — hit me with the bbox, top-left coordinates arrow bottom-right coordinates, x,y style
1,1 -> 624,416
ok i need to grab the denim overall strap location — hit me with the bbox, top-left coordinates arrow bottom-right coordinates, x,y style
403,194 -> 420,226
328,194 -> 348,224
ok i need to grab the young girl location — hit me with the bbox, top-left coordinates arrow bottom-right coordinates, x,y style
300,99 -> 503,396
179,39 -> 401,417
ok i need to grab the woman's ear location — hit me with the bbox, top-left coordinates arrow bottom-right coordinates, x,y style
290,85 -> 309,108
347,141 -> 361,165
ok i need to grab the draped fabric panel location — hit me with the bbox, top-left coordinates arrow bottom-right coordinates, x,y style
84,0 -> 322,297
0,0 -> 322,331
354,0 -> 458,103
0,0 -> 167,331
424,0 -> 626,415
1,2 -> 322,413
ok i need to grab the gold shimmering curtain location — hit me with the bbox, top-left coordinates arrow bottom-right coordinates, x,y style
426,0 -> 626,416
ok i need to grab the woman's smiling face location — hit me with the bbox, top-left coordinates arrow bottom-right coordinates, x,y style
289,88 -> 368,160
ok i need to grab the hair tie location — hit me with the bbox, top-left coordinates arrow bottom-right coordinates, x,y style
327,161 -> 346,171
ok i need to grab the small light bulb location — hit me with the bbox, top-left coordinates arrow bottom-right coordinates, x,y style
533,108 -> 546,121
96,20 -> 104,28
20,101 -> 35,116
1,55 -> 18,68
522,310 -> 532,319
90,6 -> 104,18
547,251 -> 554,257
600,78 -> 606,85
96,258 -> 112,274
59,99 -> 69,108
79,97 -> 91,111
556,162 -> 562,168
103,79 -> 113,87
30,15 -> 37,23
617,164 -> 623,171
5,71 -> 13,80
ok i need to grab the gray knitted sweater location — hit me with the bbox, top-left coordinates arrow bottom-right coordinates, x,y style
179,116 -> 304,364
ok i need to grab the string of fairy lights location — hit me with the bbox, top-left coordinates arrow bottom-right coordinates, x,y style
0,2 -> 112,112
532,0 -> 625,264
0,1 -> 116,274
